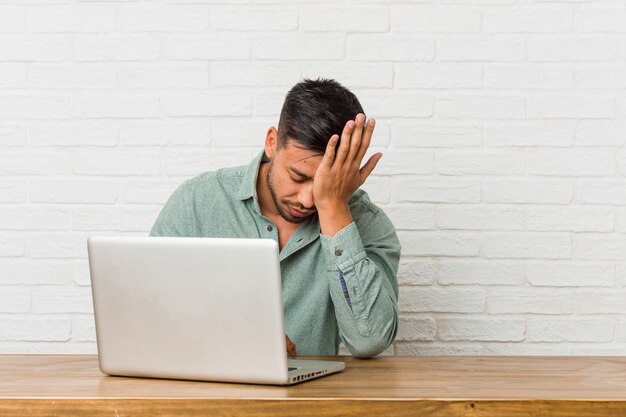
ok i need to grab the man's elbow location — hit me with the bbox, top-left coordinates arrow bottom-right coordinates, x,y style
345,320 -> 398,359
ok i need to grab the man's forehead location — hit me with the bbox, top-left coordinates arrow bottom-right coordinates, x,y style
279,141 -> 324,166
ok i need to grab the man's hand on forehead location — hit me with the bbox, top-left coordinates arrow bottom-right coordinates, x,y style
313,113 -> 382,236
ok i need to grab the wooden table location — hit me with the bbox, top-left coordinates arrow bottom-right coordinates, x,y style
1,355 -> 626,416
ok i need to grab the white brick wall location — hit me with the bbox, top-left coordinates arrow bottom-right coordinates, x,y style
1,0 -> 626,356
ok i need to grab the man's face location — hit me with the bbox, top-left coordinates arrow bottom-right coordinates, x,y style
266,140 -> 323,224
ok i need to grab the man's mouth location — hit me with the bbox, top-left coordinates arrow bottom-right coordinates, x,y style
286,205 -> 311,218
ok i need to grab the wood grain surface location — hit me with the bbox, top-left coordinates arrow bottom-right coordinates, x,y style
1,355 -> 626,416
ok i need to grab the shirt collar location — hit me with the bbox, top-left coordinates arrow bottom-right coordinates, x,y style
236,150 -> 268,202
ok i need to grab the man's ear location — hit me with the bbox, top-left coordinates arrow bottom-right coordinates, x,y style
264,127 -> 279,159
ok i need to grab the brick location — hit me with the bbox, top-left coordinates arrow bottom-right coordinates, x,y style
33,287 -> 93,314
29,121 -> 118,147
575,290 -> 626,314
526,206 -> 613,232
483,180 -> 574,204
26,232 -> 89,259
438,260 -> 525,286
72,93 -> 160,119
0,35 -> 70,61
399,287 -> 486,313
254,33 -> 344,60
211,62 -> 300,87
526,262 -> 614,287
384,205 -> 435,231
72,206 -> 160,232
253,91 -> 286,117
439,318 -> 525,342
72,316 -> 96,342
438,36 -> 525,61
437,205 -> 524,231
396,317 -> 436,341
575,65 -> 626,89
435,150 -> 525,175
0,150 -> 71,175
0,6 -> 24,33
0,94 -> 70,119
120,120 -> 211,147
348,35 -> 435,62
205,118 -> 267,148
0,234 -> 24,257
0,287 -> 31,313
527,150 -> 615,176
0,206 -> 70,231
0,123 -> 26,146
528,36 -> 616,62
163,148 -> 254,177
488,288 -> 574,314
25,5 -> 115,33
119,63 -> 209,89
617,320 -> 626,341
484,6 -> 573,33
392,123 -> 483,148
73,149 -> 159,176
302,6 -> 388,32
483,233 -> 572,259
374,150 -> 433,175
391,6 -> 481,33
118,4 -> 209,32
212,5 -> 298,31
579,123 -> 626,146
484,122 -> 574,147
615,208 -> 626,232
28,63 -> 116,89
483,343 -> 572,356
0,318 -> 70,342
358,92 -> 433,118
397,259 -> 435,286
0,63 -> 26,88
394,178 -> 481,203
485,64 -> 573,89
360,176 -> 391,204
437,95 -> 526,119
395,63 -> 482,89
529,95 -> 614,119
163,34 -> 251,60
29,179 -> 118,204
162,90 -> 252,117
395,342 -> 484,356
579,181 -> 626,205
575,234 -> 626,261
302,63 -> 393,88
0,180 -> 25,203
71,260 -> 91,287
398,231 -> 481,257
578,7 -> 626,32
0,260 -> 70,285
74,34 -> 160,62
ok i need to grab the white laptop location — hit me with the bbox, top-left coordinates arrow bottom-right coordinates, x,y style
87,236 -> 345,385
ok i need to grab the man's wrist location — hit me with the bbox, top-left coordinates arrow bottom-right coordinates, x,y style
318,202 -> 352,237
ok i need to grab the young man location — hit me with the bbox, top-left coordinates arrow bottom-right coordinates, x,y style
150,78 -> 400,358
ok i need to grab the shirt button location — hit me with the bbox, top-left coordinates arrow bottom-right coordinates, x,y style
267,225 -> 273,232
335,248 -> 343,257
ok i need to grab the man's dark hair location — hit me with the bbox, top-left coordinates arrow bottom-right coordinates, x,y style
277,78 -> 364,153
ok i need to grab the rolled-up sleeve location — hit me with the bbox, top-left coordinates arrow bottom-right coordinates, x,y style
320,208 -> 401,358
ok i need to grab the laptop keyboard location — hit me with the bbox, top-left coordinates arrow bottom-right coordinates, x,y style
288,367 -> 297,371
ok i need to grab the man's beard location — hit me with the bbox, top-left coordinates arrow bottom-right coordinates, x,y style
267,160 -> 310,224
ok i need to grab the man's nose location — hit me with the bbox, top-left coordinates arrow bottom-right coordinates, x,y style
299,183 -> 315,209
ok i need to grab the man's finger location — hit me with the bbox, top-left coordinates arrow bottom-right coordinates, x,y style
286,335 -> 297,357
334,119 -> 354,167
346,113 -> 365,165
321,134 -> 339,169
355,118 -> 375,164
359,152 -> 383,186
